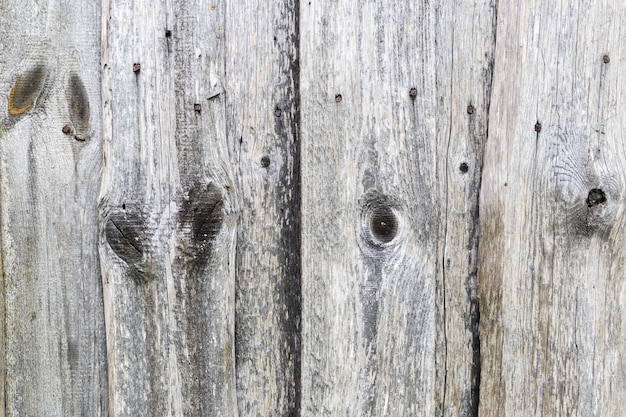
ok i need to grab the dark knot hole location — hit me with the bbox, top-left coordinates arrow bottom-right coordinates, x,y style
370,206 -> 398,243
586,188 -> 607,208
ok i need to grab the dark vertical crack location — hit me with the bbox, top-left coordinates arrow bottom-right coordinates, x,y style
285,0 -> 302,413
440,22 -> 455,415
467,104 -> 482,417
469,1 -> 498,416
273,0 -> 302,415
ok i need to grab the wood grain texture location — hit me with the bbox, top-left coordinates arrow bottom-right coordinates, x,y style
479,1 -> 626,415
99,0 -> 236,415
0,2 -> 107,416
300,1 -> 493,415
437,1 -> 496,415
2,2 -> 626,416
224,0 -> 301,416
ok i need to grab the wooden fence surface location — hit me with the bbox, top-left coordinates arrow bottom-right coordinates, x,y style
0,0 -> 625,416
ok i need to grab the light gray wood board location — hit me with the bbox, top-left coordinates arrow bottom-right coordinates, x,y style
300,0 -> 491,415
479,1 -> 626,415
224,1 -> 301,416
99,0 -> 236,415
0,2 -> 107,416
436,1 -> 496,415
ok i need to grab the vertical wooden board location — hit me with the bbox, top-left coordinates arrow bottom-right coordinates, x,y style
300,0 -> 488,415
224,1 -> 301,416
0,2 -> 107,416
480,1 -> 626,415
99,0 -> 236,415
436,1 -> 496,415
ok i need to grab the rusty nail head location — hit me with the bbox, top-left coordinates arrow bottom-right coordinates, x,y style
535,122 -> 542,133
274,108 -> 282,117
409,88 -> 417,99
467,105 -> 474,115
194,103 -> 201,112
133,63 -> 141,73
603,54 -> 610,64
335,94 -> 342,103
62,125 -> 71,134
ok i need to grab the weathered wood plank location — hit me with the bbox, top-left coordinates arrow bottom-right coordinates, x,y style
300,1 -> 493,415
0,1 -> 107,415
480,1 -> 626,415
99,0 -> 236,415
300,2 -> 438,408
437,1 -> 496,415
224,1 -> 301,416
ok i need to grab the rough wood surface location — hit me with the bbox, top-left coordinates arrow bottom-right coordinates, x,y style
2,1 -> 626,416
224,1 -> 302,416
300,1 -> 492,415
479,1 -> 626,416
99,0 -> 236,415
0,1 -> 107,416
437,1 -> 496,415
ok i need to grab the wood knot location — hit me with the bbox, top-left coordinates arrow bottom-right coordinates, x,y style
369,206 -> 398,243
359,191 -> 404,253
176,182 -> 225,274
552,128 -> 621,238
8,64 -> 47,116
586,188 -> 606,208
178,183 -> 224,247
66,73 -> 90,140
104,205 -> 158,281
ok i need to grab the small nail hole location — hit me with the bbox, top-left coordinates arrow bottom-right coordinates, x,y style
165,29 -> 172,38
335,94 -> 342,103
459,162 -> 469,173
409,88 -> 417,100
133,63 -> 141,73
467,105 -> 474,115
603,54 -> 610,64
274,108 -> 282,117
261,156 -> 270,168
194,103 -> 201,112
535,122 -> 542,133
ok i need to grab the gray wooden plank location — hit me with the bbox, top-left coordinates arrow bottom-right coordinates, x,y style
479,1 -> 626,415
300,1 -> 493,415
223,1 -> 301,416
437,1 -> 497,415
99,0 -> 236,415
0,1 -> 107,415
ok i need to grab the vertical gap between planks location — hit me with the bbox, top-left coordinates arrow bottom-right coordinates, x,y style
292,0 -> 303,413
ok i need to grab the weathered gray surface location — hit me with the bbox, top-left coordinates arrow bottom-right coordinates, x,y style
0,1 -> 107,416
1,0 -> 626,416
300,1 -> 492,415
224,1 -> 301,416
479,1 -> 626,416
437,1 -> 496,415
99,0 -> 236,415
